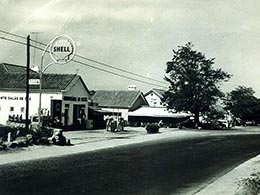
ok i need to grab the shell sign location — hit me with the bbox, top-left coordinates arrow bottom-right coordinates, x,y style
49,35 -> 76,64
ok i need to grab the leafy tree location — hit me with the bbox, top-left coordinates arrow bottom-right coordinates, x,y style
224,86 -> 260,122
163,42 -> 231,128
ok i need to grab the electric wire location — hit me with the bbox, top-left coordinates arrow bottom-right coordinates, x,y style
0,29 -> 167,85
0,34 -> 167,89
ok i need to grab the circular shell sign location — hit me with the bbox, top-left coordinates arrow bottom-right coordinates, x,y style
50,35 -> 76,64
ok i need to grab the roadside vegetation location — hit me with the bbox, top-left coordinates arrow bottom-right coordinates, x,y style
224,86 -> 260,126
237,172 -> 260,195
163,42 -> 260,129
0,125 -> 71,151
163,42 -> 231,129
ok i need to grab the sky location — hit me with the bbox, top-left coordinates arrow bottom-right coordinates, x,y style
0,0 -> 260,96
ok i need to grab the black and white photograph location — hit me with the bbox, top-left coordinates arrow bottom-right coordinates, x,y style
1,0 -> 260,194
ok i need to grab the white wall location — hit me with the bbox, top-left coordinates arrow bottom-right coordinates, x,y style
63,78 -> 89,97
61,78 -> 90,125
145,92 -> 163,107
0,91 -> 62,125
101,108 -> 129,120
0,79 -> 90,126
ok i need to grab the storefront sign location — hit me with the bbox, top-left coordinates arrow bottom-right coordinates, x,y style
0,96 -> 31,100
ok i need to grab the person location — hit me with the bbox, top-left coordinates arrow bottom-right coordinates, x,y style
51,129 -> 66,146
80,109 -> 86,128
53,117 -> 60,127
158,120 -> 164,128
106,116 -> 113,131
117,117 -> 124,131
110,117 -> 117,132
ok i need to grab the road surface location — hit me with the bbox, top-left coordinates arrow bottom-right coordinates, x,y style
1,129 -> 260,195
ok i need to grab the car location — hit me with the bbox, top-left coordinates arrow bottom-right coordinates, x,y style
217,119 -> 229,129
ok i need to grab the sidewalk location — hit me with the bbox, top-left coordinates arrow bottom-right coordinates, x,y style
1,127 -> 260,194
0,127 -> 206,165
193,154 -> 260,195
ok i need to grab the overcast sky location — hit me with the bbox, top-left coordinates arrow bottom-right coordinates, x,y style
0,0 -> 260,96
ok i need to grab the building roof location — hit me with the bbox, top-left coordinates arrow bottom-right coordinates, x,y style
91,90 -> 147,109
0,62 -> 36,74
0,63 -> 90,93
128,106 -> 191,118
145,88 -> 166,99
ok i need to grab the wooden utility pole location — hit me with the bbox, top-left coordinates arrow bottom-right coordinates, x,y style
25,35 -> 30,130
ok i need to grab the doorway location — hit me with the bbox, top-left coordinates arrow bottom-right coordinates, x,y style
73,104 -> 86,128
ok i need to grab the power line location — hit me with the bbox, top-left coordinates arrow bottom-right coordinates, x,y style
0,35 -> 167,89
74,55 -> 167,85
0,29 -> 168,85
0,29 -> 25,40
72,59 -> 167,88
0,29 -> 43,47
0,36 -> 27,46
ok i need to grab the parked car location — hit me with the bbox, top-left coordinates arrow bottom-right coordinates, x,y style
30,115 -> 53,129
217,119 -> 229,129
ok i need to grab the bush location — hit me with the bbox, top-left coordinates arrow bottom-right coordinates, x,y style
1,125 -> 54,145
146,123 -> 160,134
200,120 -> 227,130
178,119 -> 196,129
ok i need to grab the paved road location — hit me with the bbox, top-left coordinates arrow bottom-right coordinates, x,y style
1,129 -> 260,195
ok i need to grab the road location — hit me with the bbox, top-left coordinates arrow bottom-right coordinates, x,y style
1,129 -> 260,195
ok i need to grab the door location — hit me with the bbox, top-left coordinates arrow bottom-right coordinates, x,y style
64,108 -> 69,126
73,104 -> 85,127
51,100 -> 62,123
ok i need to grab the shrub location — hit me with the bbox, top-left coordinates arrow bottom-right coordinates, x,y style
146,123 -> 160,134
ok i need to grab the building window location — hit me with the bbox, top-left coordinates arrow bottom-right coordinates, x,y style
10,107 -> 14,112
21,107 -> 25,113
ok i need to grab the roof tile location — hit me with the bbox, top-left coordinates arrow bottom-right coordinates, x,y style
91,90 -> 142,108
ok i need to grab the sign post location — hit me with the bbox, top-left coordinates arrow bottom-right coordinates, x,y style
38,35 -> 75,127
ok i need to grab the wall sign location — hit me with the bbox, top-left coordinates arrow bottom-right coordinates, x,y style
29,79 -> 40,85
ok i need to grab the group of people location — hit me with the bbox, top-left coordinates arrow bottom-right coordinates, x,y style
8,114 -> 23,122
106,116 -> 125,132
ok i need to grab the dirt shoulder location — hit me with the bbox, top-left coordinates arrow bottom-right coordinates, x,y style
0,127 -> 206,165
193,153 -> 260,195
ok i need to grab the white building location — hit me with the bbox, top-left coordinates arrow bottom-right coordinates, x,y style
0,63 -> 90,128
144,88 -> 166,107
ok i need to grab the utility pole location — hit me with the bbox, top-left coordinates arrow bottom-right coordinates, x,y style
25,35 -> 30,130
31,32 -> 43,67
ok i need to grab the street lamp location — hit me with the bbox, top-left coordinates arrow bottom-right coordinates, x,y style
38,44 -> 55,126
38,35 -> 76,127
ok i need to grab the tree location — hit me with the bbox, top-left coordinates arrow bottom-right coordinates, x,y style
224,86 -> 260,122
163,42 -> 231,128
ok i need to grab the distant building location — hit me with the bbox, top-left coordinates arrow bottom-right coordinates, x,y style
128,106 -> 190,124
144,88 -> 166,107
128,88 -> 190,125
0,63 -> 90,128
91,90 -> 148,120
